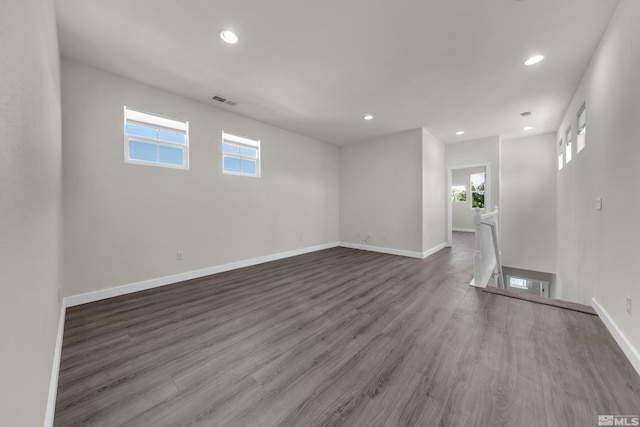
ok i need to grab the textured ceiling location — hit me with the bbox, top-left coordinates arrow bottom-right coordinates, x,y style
54,0 -> 619,145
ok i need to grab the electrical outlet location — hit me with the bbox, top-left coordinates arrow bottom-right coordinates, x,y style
627,297 -> 632,315
177,251 -> 183,260
596,197 -> 603,210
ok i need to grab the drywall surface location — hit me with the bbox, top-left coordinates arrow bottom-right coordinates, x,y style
339,129 -> 423,253
446,136 -> 500,210
500,133 -> 557,275
62,60 -> 339,296
451,166 -> 485,230
0,0 -> 62,425
421,128 -> 447,253
556,0 -> 639,352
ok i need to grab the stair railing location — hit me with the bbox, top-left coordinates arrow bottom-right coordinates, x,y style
471,206 -> 504,288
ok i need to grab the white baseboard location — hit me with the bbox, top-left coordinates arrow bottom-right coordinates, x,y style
339,241 -> 447,260
65,242 -> 339,307
452,228 -> 476,233
422,242 -> 448,259
339,242 -> 422,259
592,298 -> 640,376
46,239 -> 446,424
44,301 -> 66,427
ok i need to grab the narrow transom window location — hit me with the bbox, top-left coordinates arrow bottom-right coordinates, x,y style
222,131 -> 260,177
577,103 -> 586,153
565,126 -> 573,164
124,107 -> 189,169
558,138 -> 564,171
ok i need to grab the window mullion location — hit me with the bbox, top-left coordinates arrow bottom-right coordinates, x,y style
124,106 -> 188,169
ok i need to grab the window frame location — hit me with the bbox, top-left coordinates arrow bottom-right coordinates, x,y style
565,125 -> 573,164
451,185 -> 467,203
221,131 -> 261,177
577,103 -> 586,153
124,106 -> 189,170
558,138 -> 564,171
470,172 -> 486,209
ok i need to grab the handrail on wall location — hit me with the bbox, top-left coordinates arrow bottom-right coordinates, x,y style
471,206 -> 504,289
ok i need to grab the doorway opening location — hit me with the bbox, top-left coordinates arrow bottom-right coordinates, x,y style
446,163 -> 491,247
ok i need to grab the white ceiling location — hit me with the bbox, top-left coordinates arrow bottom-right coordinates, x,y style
54,0 -> 619,146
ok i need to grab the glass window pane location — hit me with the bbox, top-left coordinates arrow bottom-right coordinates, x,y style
577,131 -> 586,153
239,146 -> 257,158
451,185 -> 466,202
241,159 -> 256,175
158,145 -> 184,166
224,156 -> 241,173
129,140 -> 157,162
126,123 -> 157,140
470,173 -> 485,208
222,143 -> 240,154
158,129 -> 185,145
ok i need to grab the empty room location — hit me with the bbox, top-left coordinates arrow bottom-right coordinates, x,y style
2,0 -> 640,426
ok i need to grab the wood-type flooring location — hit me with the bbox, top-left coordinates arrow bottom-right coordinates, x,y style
54,233 -> 640,426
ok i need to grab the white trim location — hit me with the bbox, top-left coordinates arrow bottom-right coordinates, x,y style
469,259 -> 497,289
446,163 -> 492,247
222,131 -> 260,147
339,242 -> 423,259
422,242 -> 448,259
339,241 -> 447,260
44,301 -> 66,427
65,243 -> 339,307
592,298 -> 640,376
125,107 -> 188,131
452,228 -> 476,233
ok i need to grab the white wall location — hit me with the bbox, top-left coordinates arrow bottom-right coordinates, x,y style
500,133 -> 557,275
451,166 -> 485,231
0,0 -> 62,425
62,60 -> 339,297
446,136 -> 500,210
339,129 -> 424,253
556,0 -> 639,350
421,128 -> 447,253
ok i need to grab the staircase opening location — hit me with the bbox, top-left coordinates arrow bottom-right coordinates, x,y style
502,266 -> 555,299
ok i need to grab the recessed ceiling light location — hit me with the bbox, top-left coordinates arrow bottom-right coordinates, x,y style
456,130 -> 465,135
220,30 -> 238,44
524,126 -> 533,131
364,115 -> 373,120
524,55 -> 544,65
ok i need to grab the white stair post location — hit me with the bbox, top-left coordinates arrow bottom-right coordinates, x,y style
473,208 -> 483,286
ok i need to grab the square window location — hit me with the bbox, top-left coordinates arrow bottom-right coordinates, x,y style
124,107 -> 188,169
451,185 -> 467,202
222,132 -> 260,177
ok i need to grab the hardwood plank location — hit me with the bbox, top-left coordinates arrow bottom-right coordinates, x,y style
54,232 -> 640,426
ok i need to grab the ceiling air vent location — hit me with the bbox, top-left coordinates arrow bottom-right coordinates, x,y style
212,95 -> 238,107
